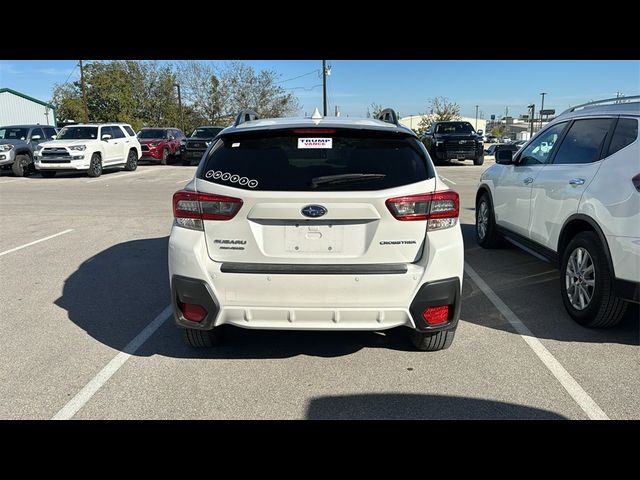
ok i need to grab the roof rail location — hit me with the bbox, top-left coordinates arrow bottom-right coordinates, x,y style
559,95 -> 640,116
234,109 -> 260,126
375,108 -> 400,126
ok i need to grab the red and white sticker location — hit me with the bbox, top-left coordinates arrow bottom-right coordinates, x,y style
298,138 -> 332,149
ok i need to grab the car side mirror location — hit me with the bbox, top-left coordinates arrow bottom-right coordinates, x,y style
31,135 -> 41,141
102,134 -> 112,141
169,135 -> 175,140
495,148 -> 514,165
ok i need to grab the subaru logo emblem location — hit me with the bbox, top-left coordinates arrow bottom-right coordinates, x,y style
301,205 -> 327,218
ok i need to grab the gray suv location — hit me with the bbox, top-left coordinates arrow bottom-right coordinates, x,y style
0,125 -> 58,176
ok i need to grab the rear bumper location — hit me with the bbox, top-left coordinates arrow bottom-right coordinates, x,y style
168,224 -> 464,331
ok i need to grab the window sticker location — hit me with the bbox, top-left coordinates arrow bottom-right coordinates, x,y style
232,142 -> 240,147
298,138 -> 332,149
204,170 -> 258,188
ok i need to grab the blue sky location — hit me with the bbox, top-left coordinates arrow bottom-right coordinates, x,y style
1,60 -> 638,119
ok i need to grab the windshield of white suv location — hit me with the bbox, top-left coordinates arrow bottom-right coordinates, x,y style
138,129 -> 167,139
191,127 -> 223,138
200,128 -> 433,191
57,126 -> 99,140
0,127 -> 29,140
435,123 -> 475,134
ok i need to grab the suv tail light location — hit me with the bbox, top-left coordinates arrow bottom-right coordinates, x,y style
173,190 -> 242,230
633,173 -> 640,193
386,191 -> 459,230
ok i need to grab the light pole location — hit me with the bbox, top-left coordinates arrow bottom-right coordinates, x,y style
475,105 -> 479,130
322,60 -> 328,116
528,104 -> 535,137
174,83 -> 184,133
539,92 -> 547,129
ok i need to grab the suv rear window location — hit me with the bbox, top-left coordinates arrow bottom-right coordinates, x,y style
200,129 -> 433,191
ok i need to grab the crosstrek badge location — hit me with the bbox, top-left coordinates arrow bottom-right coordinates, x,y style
298,138 -> 332,149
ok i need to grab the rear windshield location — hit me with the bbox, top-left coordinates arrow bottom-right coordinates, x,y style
199,129 -> 433,191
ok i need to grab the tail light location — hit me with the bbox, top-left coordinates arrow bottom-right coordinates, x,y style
173,190 -> 242,230
178,301 -> 207,322
633,173 -> 640,192
386,191 -> 459,230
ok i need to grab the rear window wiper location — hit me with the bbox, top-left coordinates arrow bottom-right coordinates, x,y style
310,173 -> 386,188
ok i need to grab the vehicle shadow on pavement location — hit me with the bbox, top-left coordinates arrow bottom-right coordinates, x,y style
460,224 -> 639,346
57,236 -> 419,358
305,393 -> 566,419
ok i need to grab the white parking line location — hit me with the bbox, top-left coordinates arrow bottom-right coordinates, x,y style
86,169 -> 157,183
440,176 -> 456,185
52,305 -> 172,420
464,263 -> 609,420
176,178 -> 193,184
0,229 -> 74,257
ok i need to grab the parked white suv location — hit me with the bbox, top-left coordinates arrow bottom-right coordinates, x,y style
169,109 -> 464,351
34,123 -> 141,178
476,97 -> 639,327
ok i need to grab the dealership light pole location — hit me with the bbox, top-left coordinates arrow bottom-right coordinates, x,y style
539,92 -> 547,129
80,60 -> 88,123
174,83 -> 184,133
528,104 -> 535,137
475,105 -> 479,129
322,60 -> 328,116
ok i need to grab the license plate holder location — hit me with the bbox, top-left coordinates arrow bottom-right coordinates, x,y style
285,223 -> 343,253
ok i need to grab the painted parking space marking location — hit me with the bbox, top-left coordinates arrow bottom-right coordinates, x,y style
0,229 -> 74,257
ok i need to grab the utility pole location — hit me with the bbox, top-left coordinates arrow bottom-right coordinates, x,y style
539,92 -> 547,129
475,105 -> 479,129
80,60 -> 89,123
528,104 -> 535,137
174,83 -> 184,132
322,60 -> 328,116
615,91 -> 624,103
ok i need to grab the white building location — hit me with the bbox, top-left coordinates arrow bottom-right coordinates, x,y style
0,88 -> 57,126
399,115 -> 487,133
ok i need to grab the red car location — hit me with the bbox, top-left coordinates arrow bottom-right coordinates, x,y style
137,128 -> 186,164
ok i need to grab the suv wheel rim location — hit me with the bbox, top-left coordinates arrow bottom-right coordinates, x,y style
477,201 -> 488,239
565,247 -> 595,310
129,151 -> 136,167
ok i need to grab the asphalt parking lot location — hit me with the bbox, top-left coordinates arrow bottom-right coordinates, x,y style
0,159 -> 638,420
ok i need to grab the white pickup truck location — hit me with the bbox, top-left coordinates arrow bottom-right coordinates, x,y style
34,123 -> 141,178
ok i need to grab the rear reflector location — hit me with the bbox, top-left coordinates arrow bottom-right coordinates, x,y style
633,173 -> 640,192
173,190 -> 242,230
179,301 -> 207,322
386,191 -> 459,230
422,305 -> 449,325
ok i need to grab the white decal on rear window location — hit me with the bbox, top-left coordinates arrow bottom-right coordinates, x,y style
204,170 -> 259,188
298,138 -> 332,149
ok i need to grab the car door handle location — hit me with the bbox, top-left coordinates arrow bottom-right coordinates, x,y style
523,177 -> 534,185
569,178 -> 585,186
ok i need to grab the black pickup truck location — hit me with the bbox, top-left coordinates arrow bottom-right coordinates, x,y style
422,121 -> 484,165
183,126 -> 225,166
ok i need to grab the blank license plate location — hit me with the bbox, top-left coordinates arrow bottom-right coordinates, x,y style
285,224 -> 344,253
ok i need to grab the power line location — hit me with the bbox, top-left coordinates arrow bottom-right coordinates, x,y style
62,61 -> 79,86
276,69 -> 320,84
284,84 -> 323,92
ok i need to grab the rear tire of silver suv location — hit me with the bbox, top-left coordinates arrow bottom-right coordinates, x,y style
410,328 -> 456,351
560,231 -> 628,328
476,193 -> 505,248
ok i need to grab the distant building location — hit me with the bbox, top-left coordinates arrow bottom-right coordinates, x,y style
399,115 -> 487,133
0,88 -> 57,126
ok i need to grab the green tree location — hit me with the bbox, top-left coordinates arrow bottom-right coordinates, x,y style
416,96 -> 462,135
366,102 -> 384,118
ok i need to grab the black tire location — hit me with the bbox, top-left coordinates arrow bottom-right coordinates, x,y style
87,153 -> 103,178
473,154 -> 485,166
476,192 -> 504,248
180,327 -> 222,347
160,148 -> 169,165
123,149 -> 138,171
40,170 -> 56,178
11,154 -> 31,177
409,328 -> 456,351
560,231 -> 627,328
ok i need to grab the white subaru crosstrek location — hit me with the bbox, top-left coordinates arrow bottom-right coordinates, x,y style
169,109 -> 464,351
34,123 -> 141,178
476,97 -> 640,327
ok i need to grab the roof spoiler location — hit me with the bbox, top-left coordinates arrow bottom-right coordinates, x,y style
559,95 -> 640,116
234,109 -> 260,126
375,108 -> 400,126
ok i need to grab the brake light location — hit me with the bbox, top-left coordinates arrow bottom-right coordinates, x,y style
422,306 -> 449,325
633,173 -> 640,192
173,190 -> 242,230
292,129 -> 336,134
386,191 -> 459,230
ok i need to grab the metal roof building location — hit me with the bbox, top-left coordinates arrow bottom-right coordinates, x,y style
0,88 -> 57,126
